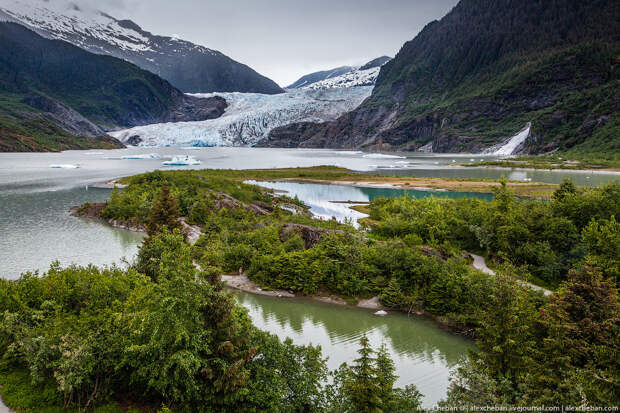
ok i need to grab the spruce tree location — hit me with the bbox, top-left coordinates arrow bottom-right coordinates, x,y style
379,278 -> 405,308
375,344 -> 396,407
552,178 -> 577,202
346,336 -> 382,413
147,185 -> 181,236
525,265 -> 620,405
473,275 -> 536,392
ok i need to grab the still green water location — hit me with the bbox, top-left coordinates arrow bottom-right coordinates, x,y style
0,186 -> 144,280
234,291 -> 473,407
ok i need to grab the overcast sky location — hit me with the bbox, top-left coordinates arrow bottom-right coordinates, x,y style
84,0 -> 458,86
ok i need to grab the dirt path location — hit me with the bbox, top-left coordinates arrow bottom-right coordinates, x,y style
0,397 -> 12,413
469,253 -> 552,296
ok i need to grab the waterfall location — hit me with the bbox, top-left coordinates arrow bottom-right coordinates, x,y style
493,122 -> 531,155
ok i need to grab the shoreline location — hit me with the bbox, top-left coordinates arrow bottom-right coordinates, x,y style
221,273 -> 474,337
463,164 -> 620,174
250,177 -> 556,198
221,274 -> 386,310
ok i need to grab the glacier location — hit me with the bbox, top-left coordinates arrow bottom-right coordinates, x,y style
110,87 -> 373,147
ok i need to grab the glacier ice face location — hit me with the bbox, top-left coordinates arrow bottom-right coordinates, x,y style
110,87 -> 373,147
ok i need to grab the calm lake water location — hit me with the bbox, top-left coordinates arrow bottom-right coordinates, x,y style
247,180 -> 494,223
0,147 -> 617,406
234,290 -> 474,407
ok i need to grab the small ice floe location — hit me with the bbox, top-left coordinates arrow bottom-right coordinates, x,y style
470,158 -> 475,162
336,150 -> 364,155
121,153 -> 161,160
162,155 -> 201,166
50,164 -> 79,169
452,159 -> 456,163
374,310 -> 388,316
362,153 -> 406,159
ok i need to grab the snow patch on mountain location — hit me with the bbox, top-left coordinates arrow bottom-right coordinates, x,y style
0,0 -> 154,52
110,87 -> 373,147
302,66 -> 381,90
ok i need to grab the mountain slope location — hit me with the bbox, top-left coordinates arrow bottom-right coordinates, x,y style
0,0 -> 283,94
359,56 -> 391,71
286,66 -> 355,89
301,66 -> 382,90
287,56 -> 391,90
0,22 -> 226,151
266,0 -> 620,155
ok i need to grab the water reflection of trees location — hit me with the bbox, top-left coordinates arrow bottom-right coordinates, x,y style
361,187 -> 493,202
235,292 -> 472,366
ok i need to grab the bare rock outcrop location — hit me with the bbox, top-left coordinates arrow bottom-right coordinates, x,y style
279,223 -> 343,249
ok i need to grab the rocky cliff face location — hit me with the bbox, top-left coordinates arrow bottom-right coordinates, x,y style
22,94 -> 106,138
264,0 -> 620,155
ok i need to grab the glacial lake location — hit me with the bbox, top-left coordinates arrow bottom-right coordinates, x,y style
246,179 -> 494,223
0,147 -> 617,406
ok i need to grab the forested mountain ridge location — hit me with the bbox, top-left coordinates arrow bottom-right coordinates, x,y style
263,0 -> 620,156
0,22 -> 226,151
0,0 -> 284,94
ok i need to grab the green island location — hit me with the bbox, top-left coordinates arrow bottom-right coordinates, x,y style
1,167 -> 618,411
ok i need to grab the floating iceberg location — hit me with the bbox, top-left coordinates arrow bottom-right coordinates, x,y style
362,153 -> 406,159
121,153 -> 161,159
49,164 -> 79,169
334,150 -> 364,155
162,155 -> 201,166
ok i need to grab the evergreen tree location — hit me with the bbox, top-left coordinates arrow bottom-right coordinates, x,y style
552,178 -> 578,202
581,216 -> 620,284
472,274 -> 536,395
525,265 -> 620,405
492,176 -> 514,213
375,344 -> 396,407
147,185 -> 181,236
346,335 -> 382,412
379,278 -> 405,308
328,338 -> 422,413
